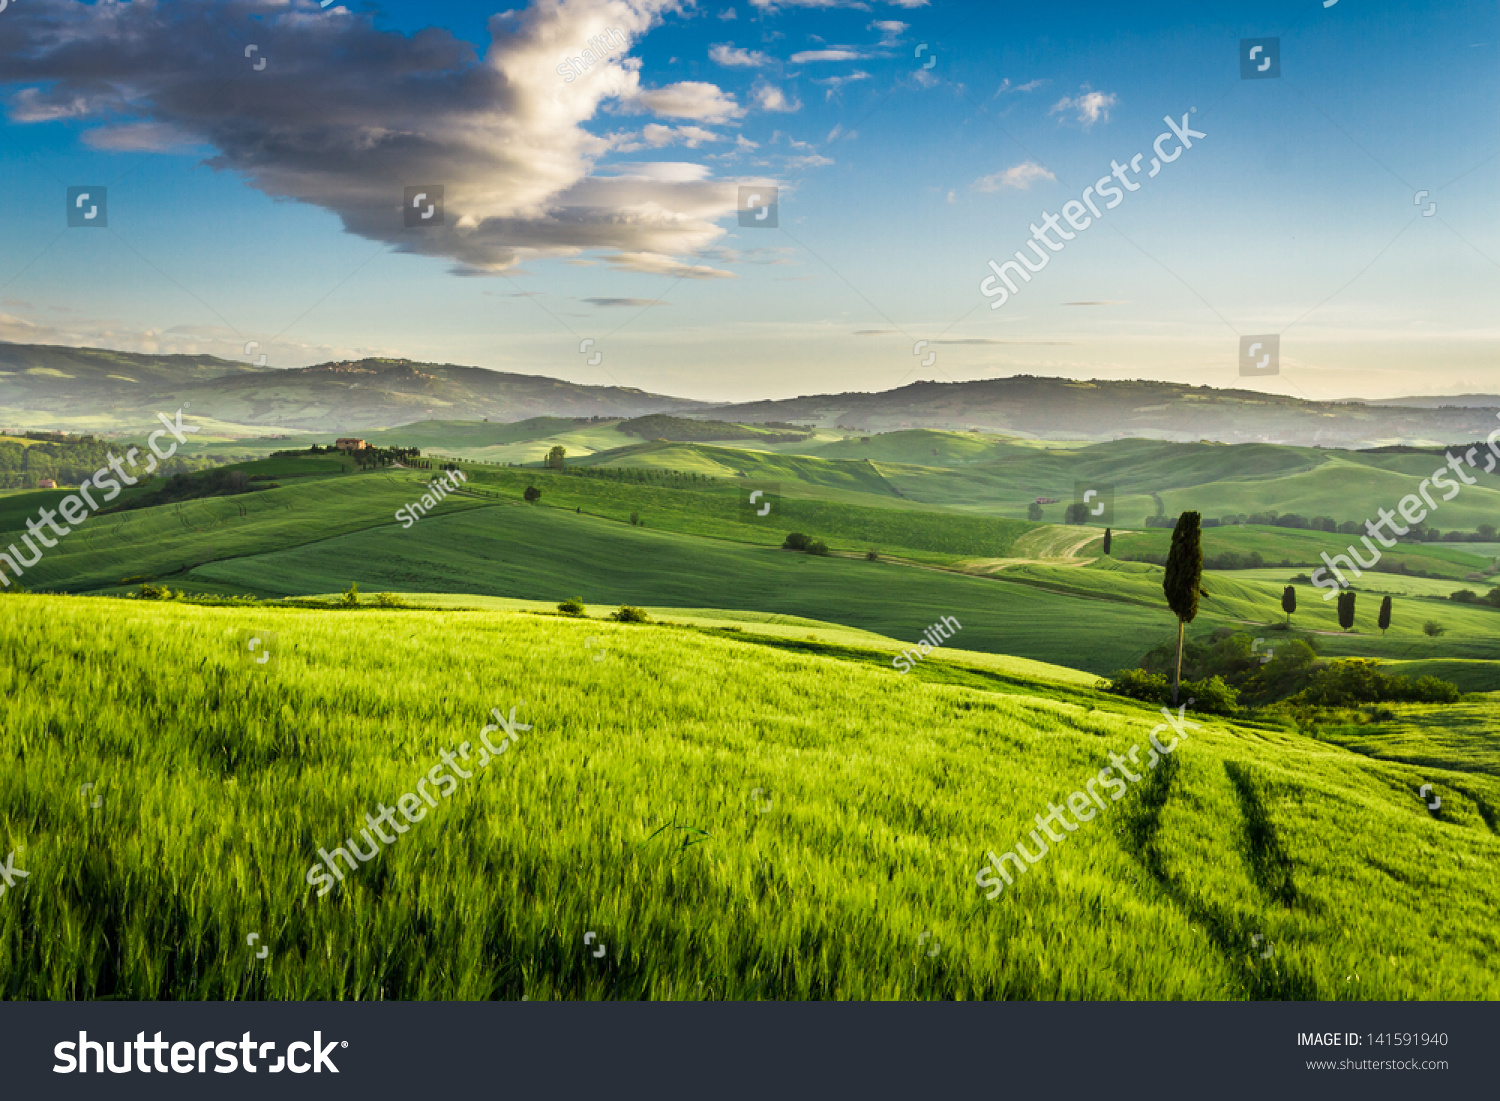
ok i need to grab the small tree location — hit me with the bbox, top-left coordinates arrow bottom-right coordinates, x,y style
1064,502 -> 1089,525
783,532 -> 811,551
1423,620 -> 1445,637
1336,590 -> 1356,632
558,597 -> 585,616
1027,502 -> 1043,521
1102,528 -> 1112,555
1163,511 -> 1207,706
342,582 -> 360,607
1378,595 -> 1392,635
1281,585 -> 1296,626
524,486 -> 541,503
546,445 -> 566,471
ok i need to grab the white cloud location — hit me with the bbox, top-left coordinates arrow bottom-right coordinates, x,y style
752,82 -> 802,112
752,0 -> 927,8
633,123 -> 722,148
813,70 -> 871,98
869,20 -> 907,46
709,43 -> 772,67
972,161 -> 1056,192
719,7 -> 738,18
789,48 -> 866,62
0,0 -> 758,276
995,77 -> 1046,95
1050,87 -> 1117,128
631,81 -> 745,121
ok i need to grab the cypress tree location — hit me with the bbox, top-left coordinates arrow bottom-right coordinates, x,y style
1281,585 -> 1296,625
1337,590 -> 1357,632
1378,595 -> 1392,635
1163,511 -> 1207,706
1102,528 -> 1112,555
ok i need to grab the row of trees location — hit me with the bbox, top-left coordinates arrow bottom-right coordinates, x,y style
1161,514 -> 1418,704
1143,511 -> 1499,542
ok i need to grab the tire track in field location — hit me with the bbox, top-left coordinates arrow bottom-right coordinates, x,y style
1114,752 -> 1321,998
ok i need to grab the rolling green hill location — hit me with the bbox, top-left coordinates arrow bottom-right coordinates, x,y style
2,594 -> 1496,999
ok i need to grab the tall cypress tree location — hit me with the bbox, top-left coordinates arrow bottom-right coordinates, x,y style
1337,590 -> 1357,632
1378,595 -> 1392,635
1281,585 -> 1296,626
1102,528 -> 1113,555
1163,511 -> 1207,706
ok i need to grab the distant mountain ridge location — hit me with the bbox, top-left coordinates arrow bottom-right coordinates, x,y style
701,377 -> 1500,448
0,343 -> 701,433
2,342 -> 1496,447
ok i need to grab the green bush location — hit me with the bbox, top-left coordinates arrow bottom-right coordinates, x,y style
135,584 -> 171,600
783,532 -> 811,551
1184,675 -> 1240,715
373,592 -> 405,607
806,540 -> 830,556
1101,668 -> 1239,713
1289,659 -> 1460,706
1102,667 -> 1170,703
1423,620 -> 1445,637
523,486 -> 541,503
610,605 -> 651,624
341,583 -> 360,607
557,597 -> 586,616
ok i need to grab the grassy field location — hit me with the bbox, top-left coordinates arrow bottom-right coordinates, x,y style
1105,525 -> 1493,580
1,594 -> 1495,1001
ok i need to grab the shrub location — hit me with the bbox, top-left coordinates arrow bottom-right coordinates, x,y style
341,583 -> 360,607
373,592 -> 405,607
1184,675 -> 1240,715
1423,620 -> 1445,637
1449,590 -> 1478,604
523,486 -> 541,503
865,549 -> 879,561
610,605 -> 651,623
135,584 -> 171,600
629,511 -> 640,526
783,532 -> 811,551
806,540 -> 830,556
1289,659 -> 1459,706
557,597 -> 586,616
1103,668 -> 1170,703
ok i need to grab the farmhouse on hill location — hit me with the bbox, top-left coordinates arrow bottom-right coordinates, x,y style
335,437 -> 368,452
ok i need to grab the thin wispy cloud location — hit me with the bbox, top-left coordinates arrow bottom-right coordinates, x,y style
973,162 -> 1056,192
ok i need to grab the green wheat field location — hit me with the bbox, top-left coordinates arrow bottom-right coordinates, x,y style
2,430 -> 1498,1000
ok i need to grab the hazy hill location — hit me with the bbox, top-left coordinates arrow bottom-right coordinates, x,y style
698,376 -> 1500,448
0,343 -> 699,432
6,341 -> 1500,447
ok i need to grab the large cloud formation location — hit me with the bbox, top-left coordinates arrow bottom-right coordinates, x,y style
0,0 -> 772,277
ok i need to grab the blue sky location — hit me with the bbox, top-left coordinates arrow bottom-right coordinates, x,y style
0,0 -> 1495,404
